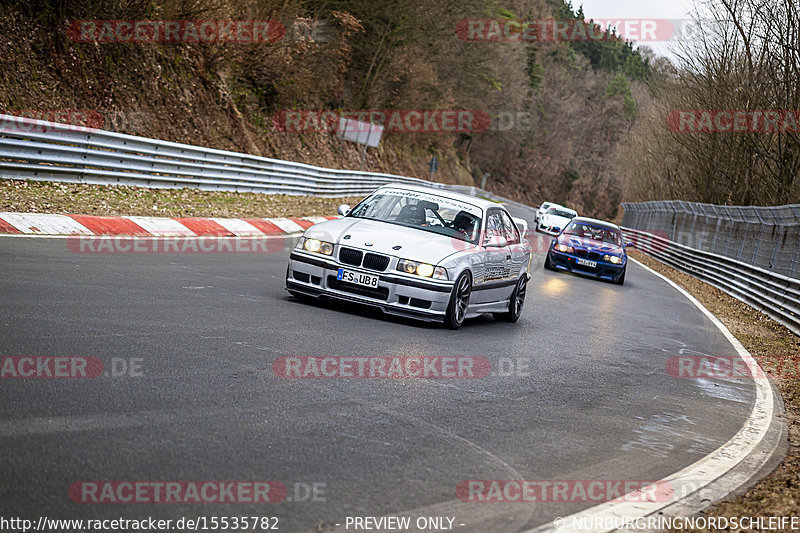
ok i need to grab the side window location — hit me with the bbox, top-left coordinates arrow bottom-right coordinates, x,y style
498,210 -> 520,244
485,211 -> 506,245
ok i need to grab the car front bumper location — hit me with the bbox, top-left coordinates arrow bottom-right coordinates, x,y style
286,251 -> 455,321
537,223 -> 561,236
548,250 -> 625,281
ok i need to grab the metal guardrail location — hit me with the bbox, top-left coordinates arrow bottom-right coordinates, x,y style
622,200 -> 800,279
0,112 -> 539,223
0,113 -> 535,212
0,113 -> 458,197
623,226 -> 800,336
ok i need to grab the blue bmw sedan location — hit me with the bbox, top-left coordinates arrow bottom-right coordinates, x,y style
544,217 -> 631,285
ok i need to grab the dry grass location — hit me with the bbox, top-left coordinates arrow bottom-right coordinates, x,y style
0,179 -> 365,218
630,252 -> 800,531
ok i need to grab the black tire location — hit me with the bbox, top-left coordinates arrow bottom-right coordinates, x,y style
494,275 -> 527,323
544,252 -> 556,271
444,271 -> 472,329
614,268 -> 626,285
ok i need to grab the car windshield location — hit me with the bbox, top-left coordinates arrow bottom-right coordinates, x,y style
563,222 -> 621,245
547,207 -> 576,219
348,190 -> 483,243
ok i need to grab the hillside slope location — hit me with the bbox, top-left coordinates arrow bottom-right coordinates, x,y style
1,0 -> 652,218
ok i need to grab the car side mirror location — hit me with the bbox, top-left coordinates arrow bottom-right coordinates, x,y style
625,242 -> 635,248
337,204 -> 351,216
485,236 -> 507,248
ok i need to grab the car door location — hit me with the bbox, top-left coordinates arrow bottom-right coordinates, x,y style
498,209 -> 527,287
472,210 -> 512,304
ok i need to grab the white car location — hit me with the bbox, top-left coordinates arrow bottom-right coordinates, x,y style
537,206 -> 578,235
286,184 -> 533,329
535,202 -> 555,224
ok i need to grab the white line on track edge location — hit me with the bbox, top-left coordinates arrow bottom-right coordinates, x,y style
523,257 -> 777,533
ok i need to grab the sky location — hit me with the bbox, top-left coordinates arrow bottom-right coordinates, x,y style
573,0 -> 697,62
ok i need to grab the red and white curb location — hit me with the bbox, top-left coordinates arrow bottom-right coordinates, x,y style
0,212 -> 336,237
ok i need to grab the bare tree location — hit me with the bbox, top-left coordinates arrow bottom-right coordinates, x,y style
620,0 -> 800,206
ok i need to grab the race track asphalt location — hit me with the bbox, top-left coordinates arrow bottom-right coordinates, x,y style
0,213 -> 758,531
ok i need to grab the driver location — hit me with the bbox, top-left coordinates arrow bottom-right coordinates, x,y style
451,211 -> 477,239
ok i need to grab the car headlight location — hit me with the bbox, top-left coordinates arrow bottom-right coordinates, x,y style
555,244 -> 574,253
416,263 -> 435,278
397,259 -> 448,279
603,254 -> 623,264
299,237 -> 334,255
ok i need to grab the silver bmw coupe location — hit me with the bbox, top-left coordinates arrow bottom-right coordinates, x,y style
286,184 -> 532,328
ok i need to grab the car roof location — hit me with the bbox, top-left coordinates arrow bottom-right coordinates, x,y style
548,205 -> 576,214
377,183 -> 500,210
569,216 -> 621,231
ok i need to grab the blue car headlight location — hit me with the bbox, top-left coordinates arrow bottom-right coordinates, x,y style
555,244 -> 574,253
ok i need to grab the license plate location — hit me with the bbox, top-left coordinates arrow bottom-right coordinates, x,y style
576,258 -> 597,268
337,268 -> 379,288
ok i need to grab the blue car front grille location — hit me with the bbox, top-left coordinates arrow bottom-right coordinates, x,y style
574,249 -> 601,261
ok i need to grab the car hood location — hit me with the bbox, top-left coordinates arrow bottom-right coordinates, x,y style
558,234 -> 624,255
304,218 -> 475,264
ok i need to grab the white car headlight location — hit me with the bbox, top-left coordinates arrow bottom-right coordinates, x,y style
397,259 -> 448,279
555,244 -> 574,253
603,254 -> 623,264
416,263 -> 434,277
299,237 -> 334,255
